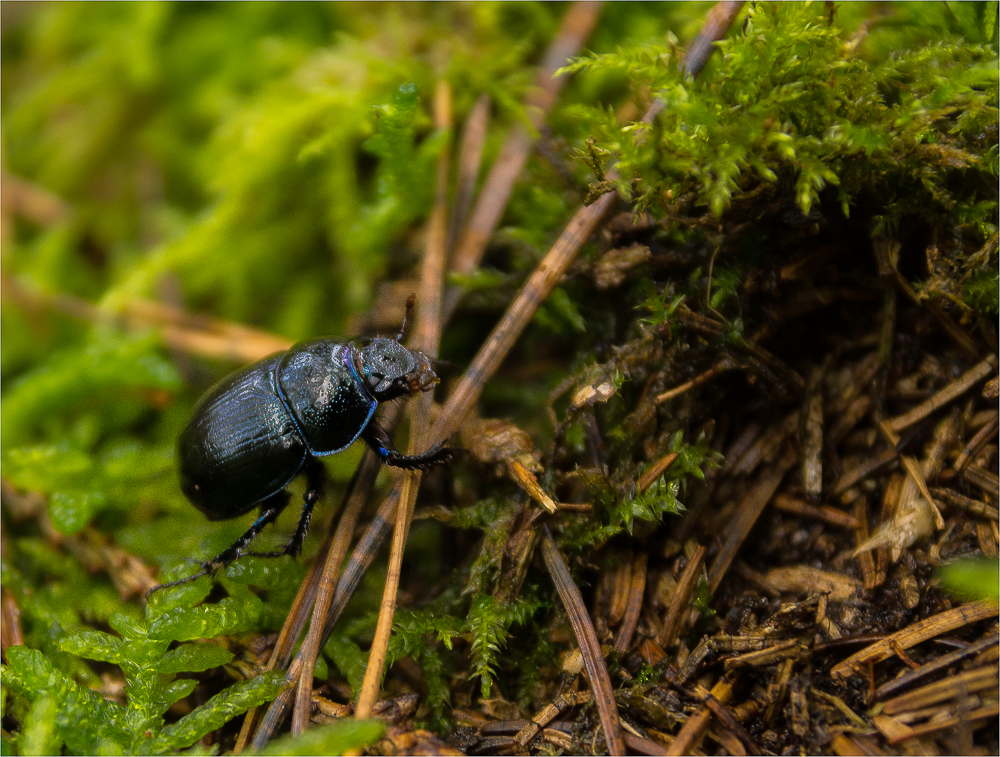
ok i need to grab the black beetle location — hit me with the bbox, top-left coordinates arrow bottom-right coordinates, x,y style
151,300 -> 450,593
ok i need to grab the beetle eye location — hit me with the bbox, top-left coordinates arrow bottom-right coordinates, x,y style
368,373 -> 383,388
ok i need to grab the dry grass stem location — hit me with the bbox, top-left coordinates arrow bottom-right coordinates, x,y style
708,453 -> 796,594
354,80 -> 452,723
657,544 -> 706,648
541,526 -> 625,755
888,355 -> 998,433
955,413 -> 1000,472
614,552 -> 648,654
874,632 -> 999,700
447,93 -> 490,256
831,600 -> 1000,678
664,678 -> 733,756
638,452 -> 680,492
444,1 -> 603,319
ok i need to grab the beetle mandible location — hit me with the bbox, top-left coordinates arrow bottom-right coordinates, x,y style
152,297 -> 451,593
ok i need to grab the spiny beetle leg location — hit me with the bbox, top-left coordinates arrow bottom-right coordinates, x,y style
146,559 -> 214,597
361,424 -> 453,470
147,490 -> 292,598
207,490 -> 291,566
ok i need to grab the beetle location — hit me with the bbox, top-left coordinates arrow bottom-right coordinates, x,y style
151,298 -> 450,593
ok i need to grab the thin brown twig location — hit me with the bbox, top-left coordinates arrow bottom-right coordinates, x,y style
433,188 -> 617,444
954,413 -> 999,473
929,486 -> 999,520
962,464 -> 1000,498
832,446 -> 898,497
699,691 -> 759,754
287,450 -> 389,735
708,452 -> 796,595
447,93 -> 491,259
665,678 -> 733,756
886,703 -> 1000,744
623,732 -> 670,756
354,463 -> 423,722
679,1 -> 746,79
876,419 -> 946,530
235,445 -> 390,750
354,79 -> 451,722
614,552 -> 647,654
654,364 -> 732,405
831,600 -> 1000,679
638,452 -> 680,492
540,526 -> 625,755
443,1 -> 604,320
1,171 -> 70,245
658,545 -> 706,648
2,273 -> 293,363
853,495 -> 880,590
236,457 -> 361,748
874,632 -> 999,700
510,690 -> 592,751
888,354 -> 997,433
249,465 -> 406,747
772,493 -> 859,529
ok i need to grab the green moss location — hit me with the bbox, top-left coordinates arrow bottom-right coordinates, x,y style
565,3 -> 997,234
2,600 -> 285,755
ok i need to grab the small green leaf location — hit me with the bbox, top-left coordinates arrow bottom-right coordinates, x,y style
146,575 -> 213,617
148,594 -> 264,641
158,643 -> 234,674
156,678 -> 199,709
260,719 -> 385,756
2,647 -> 130,754
1,444 -> 94,493
146,671 -> 288,754
20,695 -> 62,757
3,646 -> 56,691
108,612 -> 146,640
324,635 -> 368,698
48,489 -> 107,535
58,630 -> 122,664
224,554 -> 301,588
939,557 -> 1000,602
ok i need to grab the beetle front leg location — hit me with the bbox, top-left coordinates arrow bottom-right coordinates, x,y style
362,423 -> 452,470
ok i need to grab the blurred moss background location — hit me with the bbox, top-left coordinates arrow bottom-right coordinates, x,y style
1,1 -> 996,750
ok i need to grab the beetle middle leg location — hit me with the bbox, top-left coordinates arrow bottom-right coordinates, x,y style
361,423 -> 452,470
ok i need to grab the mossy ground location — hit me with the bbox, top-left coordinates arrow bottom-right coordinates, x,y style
2,3 -> 997,755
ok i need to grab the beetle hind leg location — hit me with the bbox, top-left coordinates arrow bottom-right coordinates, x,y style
362,423 -> 453,470
147,490 -> 291,598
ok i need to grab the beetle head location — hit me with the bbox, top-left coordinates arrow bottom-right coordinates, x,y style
357,337 -> 439,401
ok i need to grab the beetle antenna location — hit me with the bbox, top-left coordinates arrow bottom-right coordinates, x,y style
430,357 -> 459,372
398,293 -> 417,342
